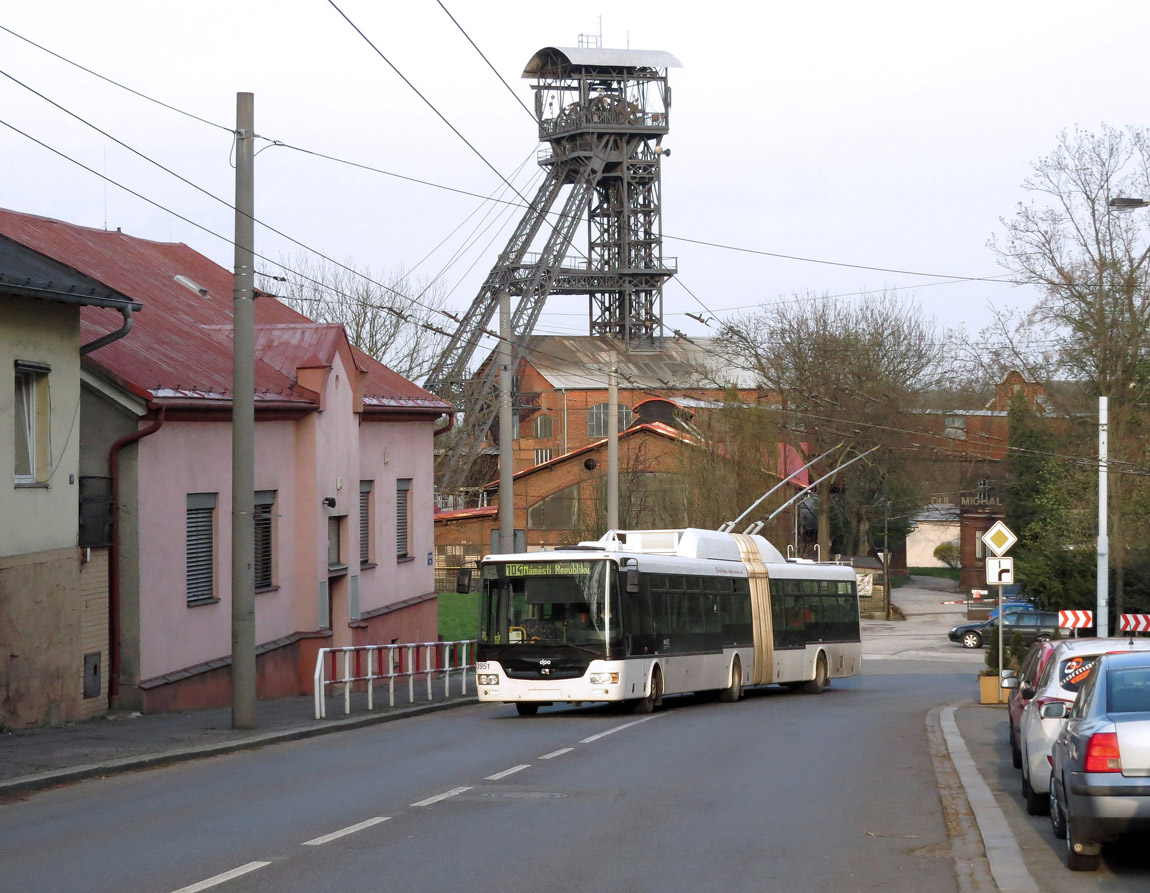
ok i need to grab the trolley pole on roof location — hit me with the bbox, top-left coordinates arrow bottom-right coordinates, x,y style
231,92 -> 256,729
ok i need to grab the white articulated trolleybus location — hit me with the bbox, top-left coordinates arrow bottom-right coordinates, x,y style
468,528 -> 862,715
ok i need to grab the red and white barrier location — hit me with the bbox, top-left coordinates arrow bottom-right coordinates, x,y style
1059,610 -> 1093,629
1121,614 -> 1150,633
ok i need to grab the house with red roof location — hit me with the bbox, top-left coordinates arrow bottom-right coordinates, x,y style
0,208 -> 451,724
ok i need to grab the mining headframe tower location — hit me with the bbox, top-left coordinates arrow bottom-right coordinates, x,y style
425,45 -> 681,495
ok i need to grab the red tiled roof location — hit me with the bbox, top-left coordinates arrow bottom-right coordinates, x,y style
0,208 -> 450,414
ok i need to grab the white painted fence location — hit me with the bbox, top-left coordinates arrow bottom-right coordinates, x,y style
313,641 -> 475,719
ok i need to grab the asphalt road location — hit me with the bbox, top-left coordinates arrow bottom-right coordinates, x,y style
0,671 -> 972,893
3,578 -> 1149,891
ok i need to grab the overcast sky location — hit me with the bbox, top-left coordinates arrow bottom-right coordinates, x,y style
4,1 -> 1149,371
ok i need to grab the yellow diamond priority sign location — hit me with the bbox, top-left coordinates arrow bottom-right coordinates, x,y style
982,520 -> 1017,557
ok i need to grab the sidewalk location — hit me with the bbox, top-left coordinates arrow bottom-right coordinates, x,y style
0,688 -> 477,796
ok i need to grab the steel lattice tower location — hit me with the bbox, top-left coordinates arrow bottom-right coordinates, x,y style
426,46 -> 681,494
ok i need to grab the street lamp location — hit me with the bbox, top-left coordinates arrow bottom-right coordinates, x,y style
1109,196 -> 1150,212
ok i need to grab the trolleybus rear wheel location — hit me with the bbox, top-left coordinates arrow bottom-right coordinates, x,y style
719,658 -> 743,702
802,654 -> 828,694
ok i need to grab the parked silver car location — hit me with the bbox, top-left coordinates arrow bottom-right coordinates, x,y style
1049,649 -> 1150,870
1014,638 -> 1150,816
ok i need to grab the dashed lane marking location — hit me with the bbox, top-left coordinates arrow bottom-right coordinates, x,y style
302,816 -> 391,846
539,747 -> 573,760
486,764 -> 530,781
579,714 -> 659,744
411,786 -> 472,807
169,861 -> 270,893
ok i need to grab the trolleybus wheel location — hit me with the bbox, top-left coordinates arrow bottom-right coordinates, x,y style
719,658 -> 743,702
516,702 -> 539,716
802,654 -> 828,694
632,667 -> 662,714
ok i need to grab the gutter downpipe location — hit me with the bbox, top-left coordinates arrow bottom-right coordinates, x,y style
81,305 -> 135,355
433,412 -> 455,438
107,405 -> 165,707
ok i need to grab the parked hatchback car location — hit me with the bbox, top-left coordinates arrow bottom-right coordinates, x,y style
1017,637 -> 1150,817
948,610 -> 1060,649
1050,649 -> 1150,870
1005,639 -> 1059,768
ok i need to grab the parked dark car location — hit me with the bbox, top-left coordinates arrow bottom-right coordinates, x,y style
1050,649 -> 1150,870
948,610 -> 1061,649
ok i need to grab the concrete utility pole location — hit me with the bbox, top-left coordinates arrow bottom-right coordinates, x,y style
1098,396 -> 1109,638
498,289 -> 515,553
607,351 -> 619,531
231,92 -> 256,729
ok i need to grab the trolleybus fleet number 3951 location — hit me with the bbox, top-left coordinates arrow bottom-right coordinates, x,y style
459,527 -> 862,716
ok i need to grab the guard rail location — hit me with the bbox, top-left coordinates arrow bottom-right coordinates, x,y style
313,640 -> 475,719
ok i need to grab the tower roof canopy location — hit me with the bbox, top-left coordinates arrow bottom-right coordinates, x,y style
523,47 -> 682,78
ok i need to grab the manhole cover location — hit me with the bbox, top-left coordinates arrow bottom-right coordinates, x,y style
484,791 -> 567,799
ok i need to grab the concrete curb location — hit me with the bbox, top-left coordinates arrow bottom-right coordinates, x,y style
0,696 -> 478,797
939,701 -> 1038,892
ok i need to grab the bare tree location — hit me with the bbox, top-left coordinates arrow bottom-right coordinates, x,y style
717,291 -> 951,555
261,252 -> 450,383
991,124 -> 1150,615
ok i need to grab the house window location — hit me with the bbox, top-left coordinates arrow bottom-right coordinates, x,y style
186,493 -> 217,605
527,483 -> 580,530
534,448 -> 554,465
396,478 -> 412,559
14,361 -> 51,483
944,415 -> 967,440
328,515 -> 347,574
360,480 -> 373,566
254,490 -> 276,591
534,414 -> 553,439
587,402 -> 633,438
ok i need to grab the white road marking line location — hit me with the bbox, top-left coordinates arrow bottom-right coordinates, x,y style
169,861 -> 270,893
579,714 -> 659,743
539,747 -> 573,760
411,786 -> 472,807
486,764 -> 530,780
302,816 -> 391,846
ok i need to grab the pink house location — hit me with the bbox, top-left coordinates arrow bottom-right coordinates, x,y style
0,208 -> 451,714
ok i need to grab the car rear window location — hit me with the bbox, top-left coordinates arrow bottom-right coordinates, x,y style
1057,655 -> 1099,694
1107,667 -> 1150,713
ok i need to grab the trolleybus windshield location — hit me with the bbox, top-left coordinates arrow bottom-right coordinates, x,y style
478,559 -> 619,654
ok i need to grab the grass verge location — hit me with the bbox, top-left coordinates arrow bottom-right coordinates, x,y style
438,591 -> 478,642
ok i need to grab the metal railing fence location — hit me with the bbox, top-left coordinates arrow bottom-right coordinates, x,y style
313,641 -> 475,719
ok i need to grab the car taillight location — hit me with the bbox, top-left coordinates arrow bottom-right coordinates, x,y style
1084,732 -> 1122,773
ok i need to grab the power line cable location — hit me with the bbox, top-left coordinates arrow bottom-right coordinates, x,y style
434,0 -> 535,123
0,24 -> 233,134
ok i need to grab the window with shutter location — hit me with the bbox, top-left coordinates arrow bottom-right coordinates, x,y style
396,478 -> 412,559
254,490 -> 275,590
186,493 -> 217,605
360,480 -> 373,566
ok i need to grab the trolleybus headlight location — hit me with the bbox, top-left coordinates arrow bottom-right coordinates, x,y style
589,672 -> 619,685
477,673 -> 500,686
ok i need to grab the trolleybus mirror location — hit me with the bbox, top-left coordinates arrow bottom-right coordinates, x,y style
626,567 -> 640,593
456,566 -> 473,594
